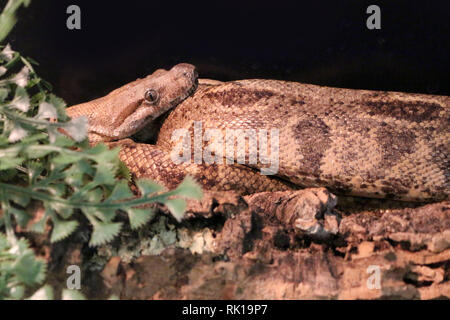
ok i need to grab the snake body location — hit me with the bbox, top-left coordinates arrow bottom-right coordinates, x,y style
67,65 -> 450,201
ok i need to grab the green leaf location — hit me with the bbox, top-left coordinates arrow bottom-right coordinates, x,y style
28,215 -> 48,234
85,143 -> 108,155
46,184 -> 67,197
136,179 -> 164,196
173,176 -> 203,200
163,198 -> 187,222
29,90 -> 46,106
23,146 -> 53,159
0,88 -> 8,101
89,221 -> 122,247
93,165 -> 116,186
46,200 -> 73,219
117,160 -> 131,181
26,161 -> 44,184
84,187 -> 103,202
0,14 -> 17,45
0,155 -> 23,170
0,136 -> 10,146
64,160 -> 93,187
0,0 -> 32,43
9,207 -> 30,228
50,219 -> 79,243
54,135 -> 76,147
0,234 -> 8,250
127,208 -> 155,229
13,251 -> 46,286
108,180 -> 134,201
83,207 -> 116,223
20,133 -> 47,144
52,153 -> 82,165
9,192 -> 30,207
87,144 -> 120,163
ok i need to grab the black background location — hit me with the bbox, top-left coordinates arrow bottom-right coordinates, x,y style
2,0 -> 449,105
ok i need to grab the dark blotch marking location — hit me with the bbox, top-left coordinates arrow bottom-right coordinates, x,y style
386,177 -> 410,195
314,177 -> 328,185
138,166 -> 147,176
159,165 -> 185,189
377,123 -> 416,169
293,118 -> 331,176
362,99 -> 443,122
381,186 -> 404,197
194,163 -> 221,190
289,98 -> 305,107
203,87 -> 274,108
380,177 -> 411,198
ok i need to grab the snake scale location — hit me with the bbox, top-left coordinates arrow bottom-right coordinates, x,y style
66,64 -> 449,202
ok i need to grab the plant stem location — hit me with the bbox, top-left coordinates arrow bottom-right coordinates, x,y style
0,181 -> 176,209
0,107 -> 73,129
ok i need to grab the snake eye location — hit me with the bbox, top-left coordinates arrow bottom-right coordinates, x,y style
144,89 -> 159,104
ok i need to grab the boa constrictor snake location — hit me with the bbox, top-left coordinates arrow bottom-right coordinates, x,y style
66,64 -> 449,202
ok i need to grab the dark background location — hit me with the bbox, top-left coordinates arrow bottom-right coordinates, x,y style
2,0 -> 449,105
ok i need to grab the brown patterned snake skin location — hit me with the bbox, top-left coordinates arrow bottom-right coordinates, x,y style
66,64 -> 449,202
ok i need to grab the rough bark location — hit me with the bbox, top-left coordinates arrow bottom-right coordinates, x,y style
34,189 -> 449,299
91,189 -> 449,299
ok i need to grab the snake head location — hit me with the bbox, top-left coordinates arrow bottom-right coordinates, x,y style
66,63 -> 198,141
